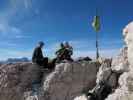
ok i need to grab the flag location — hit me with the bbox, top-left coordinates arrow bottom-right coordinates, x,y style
92,15 -> 100,32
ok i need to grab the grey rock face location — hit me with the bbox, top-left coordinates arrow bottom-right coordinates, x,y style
0,61 -> 98,100
73,59 -> 115,100
70,22 -> 133,100
106,22 -> 133,100
0,63 -> 32,100
0,63 -> 50,100
40,61 -> 98,100
74,95 -> 88,100
111,47 -> 129,73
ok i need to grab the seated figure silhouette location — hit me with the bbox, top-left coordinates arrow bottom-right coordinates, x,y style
55,42 -> 73,63
64,42 -> 73,61
32,41 -> 48,67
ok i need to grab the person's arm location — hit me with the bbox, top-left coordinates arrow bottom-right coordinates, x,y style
70,46 -> 73,55
32,48 -> 37,62
55,50 -> 60,55
33,47 -> 44,62
38,48 -> 44,59
67,46 -> 73,55
55,49 -> 63,56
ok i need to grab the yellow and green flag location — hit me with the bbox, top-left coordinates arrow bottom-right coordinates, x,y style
92,15 -> 100,32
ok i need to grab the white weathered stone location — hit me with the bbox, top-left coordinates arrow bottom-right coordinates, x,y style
119,72 -> 133,92
0,63 -> 50,100
96,62 -> 112,84
74,95 -> 88,100
40,61 -> 98,100
106,88 -> 133,100
106,21 -> 133,100
0,61 -> 98,100
123,22 -> 133,70
111,47 -> 129,73
25,95 -> 38,100
96,59 -> 117,88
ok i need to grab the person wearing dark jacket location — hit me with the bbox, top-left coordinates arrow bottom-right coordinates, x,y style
55,43 -> 65,62
64,42 -> 73,61
32,41 -> 48,67
31,41 -> 48,95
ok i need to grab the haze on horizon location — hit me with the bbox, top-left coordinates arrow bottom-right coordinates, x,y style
0,0 -> 132,60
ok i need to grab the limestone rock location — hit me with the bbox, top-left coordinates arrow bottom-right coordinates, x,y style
0,61 -> 98,100
106,21 -> 133,100
96,62 -> 112,84
0,63 -> 49,100
96,59 -> 117,88
106,72 -> 133,100
0,63 -> 31,100
123,21 -> 133,70
40,61 -> 98,100
105,88 -> 133,100
111,47 -> 129,73
74,95 -> 88,100
119,72 -> 133,92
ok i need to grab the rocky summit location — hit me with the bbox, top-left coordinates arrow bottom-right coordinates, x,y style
0,61 -> 99,100
1,22 -> 133,100
74,22 -> 133,100
105,21 -> 133,100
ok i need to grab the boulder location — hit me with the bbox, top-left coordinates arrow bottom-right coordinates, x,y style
105,88 -> 133,100
0,63 -> 31,100
0,63 -> 50,100
39,61 -> 98,100
0,61 -> 99,100
74,95 -> 88,100
106,21 -> 133,100
96,62 -> 112,84
111,47 -> 129,73
96,58 -> 118,89
123,22 -> 133,70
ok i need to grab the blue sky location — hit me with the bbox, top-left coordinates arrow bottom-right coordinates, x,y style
0,0 -> 133,60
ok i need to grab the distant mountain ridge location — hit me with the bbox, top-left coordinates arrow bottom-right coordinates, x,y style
0,57 -> 30,64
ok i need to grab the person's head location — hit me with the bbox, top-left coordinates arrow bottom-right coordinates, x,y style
60,43 -> 64,48
64,42 -> 69,47
37,41 -> 44,48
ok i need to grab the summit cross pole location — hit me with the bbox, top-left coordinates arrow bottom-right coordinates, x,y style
96,28 -> 99,59
92,9 -> 100,60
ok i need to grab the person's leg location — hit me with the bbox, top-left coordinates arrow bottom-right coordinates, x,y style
50,58 -> 57,70
66,55 -> 73,61
36,60 -> 43,66
56,57 -> 62,63
69,57 -> 73,62
42,57 -> 48,68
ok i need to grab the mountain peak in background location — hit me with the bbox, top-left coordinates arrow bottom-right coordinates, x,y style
0,57 -> 30,64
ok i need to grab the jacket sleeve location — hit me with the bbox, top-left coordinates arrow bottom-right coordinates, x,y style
32,48 -> 37,62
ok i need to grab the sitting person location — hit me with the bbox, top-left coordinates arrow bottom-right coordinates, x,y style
55,42 -> 73,63
64,42 -> 73,61
32,41 -> 48,67
31,41 -> 49,95
55,43 -> 66,63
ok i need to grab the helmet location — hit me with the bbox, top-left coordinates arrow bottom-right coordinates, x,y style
38,41 -> 44,47
60,43 -> 64,47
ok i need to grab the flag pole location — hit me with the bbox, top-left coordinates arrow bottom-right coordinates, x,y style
92,8 -> 100,60
96,29 -> 99,59
96,8 -> 99,60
